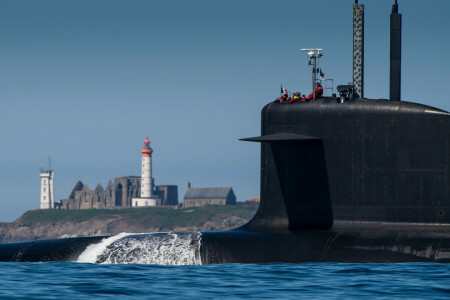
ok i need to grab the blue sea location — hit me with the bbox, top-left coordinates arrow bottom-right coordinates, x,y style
1,233 -> 449,299
1,262 -> 449,299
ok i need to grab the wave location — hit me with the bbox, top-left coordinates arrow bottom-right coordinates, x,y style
77,232 -> 202,265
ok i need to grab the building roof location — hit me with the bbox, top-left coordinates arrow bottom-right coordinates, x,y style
184,187 -> 233,199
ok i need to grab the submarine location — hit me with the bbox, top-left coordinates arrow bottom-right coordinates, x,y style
1,1 -> 450,263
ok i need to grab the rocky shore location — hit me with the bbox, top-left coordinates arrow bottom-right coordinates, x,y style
0,203 -> 258,243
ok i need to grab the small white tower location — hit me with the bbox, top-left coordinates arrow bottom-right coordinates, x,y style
132,137 -> 161,207
40,159 -> 54,209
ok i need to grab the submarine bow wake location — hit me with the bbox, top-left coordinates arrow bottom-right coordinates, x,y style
77,232 -> 202,265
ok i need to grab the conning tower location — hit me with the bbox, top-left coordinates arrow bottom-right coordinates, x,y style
241,0 -> 450,231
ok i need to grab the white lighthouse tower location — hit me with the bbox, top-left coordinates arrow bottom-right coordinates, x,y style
40,160 -> 54,209
132,137 -> 161,207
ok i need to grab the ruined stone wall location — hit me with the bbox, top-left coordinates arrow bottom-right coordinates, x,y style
155,185 -> 178,206
58,176 -> 144,210
58,177 -> 178,210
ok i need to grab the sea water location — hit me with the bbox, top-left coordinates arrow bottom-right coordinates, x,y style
1,233 -> 449,299
1,262 -> 449,299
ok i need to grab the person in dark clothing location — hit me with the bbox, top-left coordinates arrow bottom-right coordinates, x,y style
280,93 -> 290,103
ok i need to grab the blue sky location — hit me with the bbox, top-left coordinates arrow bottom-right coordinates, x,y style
0,0 -> 449,221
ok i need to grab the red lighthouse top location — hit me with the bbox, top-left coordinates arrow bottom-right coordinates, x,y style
141,136 -> 153,157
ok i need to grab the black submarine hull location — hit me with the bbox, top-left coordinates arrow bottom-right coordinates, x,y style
202,97 -> 450,264
1,223 -> 450,263
1,97 -> 449,263
201,224 -> 450,264
0,236 -> 105,262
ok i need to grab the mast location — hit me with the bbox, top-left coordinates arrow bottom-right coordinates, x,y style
389,0 -> 402,101
353,0 -> 364,98
300,48 -> 323,100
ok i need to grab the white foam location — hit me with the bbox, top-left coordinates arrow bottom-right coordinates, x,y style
77,232 -> 132,263
76,232 -> 202,265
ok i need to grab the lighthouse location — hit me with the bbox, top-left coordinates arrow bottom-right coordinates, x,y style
141,137 -> 153,198
132,137 -> 161,207
40,163 -> 54,209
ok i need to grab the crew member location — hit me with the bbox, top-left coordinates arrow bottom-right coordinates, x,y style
289,92 -> 300,103
280,93 -> 290,103
307,83 -> 324,100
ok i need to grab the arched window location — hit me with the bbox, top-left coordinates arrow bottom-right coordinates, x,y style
115,183 -> 123,206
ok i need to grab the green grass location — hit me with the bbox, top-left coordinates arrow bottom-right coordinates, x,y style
18,203 -> 258,226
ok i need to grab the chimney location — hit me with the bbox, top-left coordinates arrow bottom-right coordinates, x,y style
389,0 -> 402,101
187,181 -> 191,189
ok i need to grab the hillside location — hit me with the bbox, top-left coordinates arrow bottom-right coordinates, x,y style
0,203 -> 258,243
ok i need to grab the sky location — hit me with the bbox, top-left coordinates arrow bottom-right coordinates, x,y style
0,0 -> 449,222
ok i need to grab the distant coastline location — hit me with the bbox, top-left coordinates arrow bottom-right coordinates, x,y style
0,203 -> 257,243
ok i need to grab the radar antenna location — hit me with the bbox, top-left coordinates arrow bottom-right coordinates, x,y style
300,48 -> 322,100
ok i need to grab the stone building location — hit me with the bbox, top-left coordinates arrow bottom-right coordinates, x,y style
52,137 -> 180,210
183,186 -> 236,208
58,176 -> 178,209
156,185 -> 178,206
